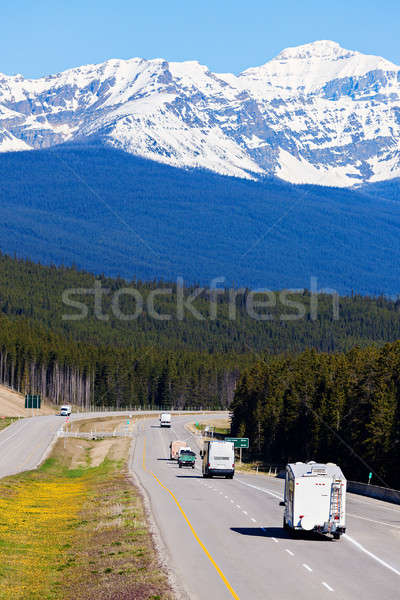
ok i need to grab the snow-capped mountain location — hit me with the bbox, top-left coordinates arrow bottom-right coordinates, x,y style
2,40 -> 400,187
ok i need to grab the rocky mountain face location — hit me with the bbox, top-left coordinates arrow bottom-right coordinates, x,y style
1,40 -> 400,187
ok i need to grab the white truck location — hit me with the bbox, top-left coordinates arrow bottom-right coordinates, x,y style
281,461 -> 346,539
200,440 -> 235,479
160,413 -> 171,428
60,405 -> 72,416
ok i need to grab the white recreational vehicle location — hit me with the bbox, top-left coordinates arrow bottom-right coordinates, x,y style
282,461 -> 346,539
200,440 -> 235,479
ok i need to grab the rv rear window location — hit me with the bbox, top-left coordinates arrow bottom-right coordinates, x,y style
214,456 -> 230,460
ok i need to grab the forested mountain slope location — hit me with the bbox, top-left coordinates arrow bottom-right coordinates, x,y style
1,145 -> 400,295
1,254 -> 400,410
231,342 -> 400,488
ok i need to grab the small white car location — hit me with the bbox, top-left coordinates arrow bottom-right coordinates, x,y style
60,405 -> 72,416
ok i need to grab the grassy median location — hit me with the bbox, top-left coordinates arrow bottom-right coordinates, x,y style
0,432 -> 172,600
0,417 -> 18,432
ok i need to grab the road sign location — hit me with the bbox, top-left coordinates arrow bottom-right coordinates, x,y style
25,394 -> 41,409
225,437 -> 249,448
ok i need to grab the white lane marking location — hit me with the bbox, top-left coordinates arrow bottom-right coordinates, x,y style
303,564 -> 312,572
285,549 -> 294,556
272,537 -> 278,543
322,582 -> 334,592
243,510 -> 248,515
225,495 -> 228,499
230,499 -> 234,503
251,518 -> 257,523
236,479 -> 283,500
347,512 -> 400,530
344,534 -> 400,577
348,495 -> 400,515
236,504 -> 241,509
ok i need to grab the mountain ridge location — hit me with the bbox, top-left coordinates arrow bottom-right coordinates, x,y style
1,40 -> 400,186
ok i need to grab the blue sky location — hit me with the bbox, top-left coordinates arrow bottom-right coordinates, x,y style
2,0 -> 400,77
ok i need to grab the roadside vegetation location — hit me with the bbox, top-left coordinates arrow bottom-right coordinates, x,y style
193,419 -> 230,436
0,417 -> 17,431
231,343 -> 400,489
0,432 -> 172,600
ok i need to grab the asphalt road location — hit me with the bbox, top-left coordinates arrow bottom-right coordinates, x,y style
0,416 -> 62,478
0,410 -> 196,479
131,414 -> 400,600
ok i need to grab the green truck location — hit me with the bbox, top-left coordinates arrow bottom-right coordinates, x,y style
178,449 -> 196,469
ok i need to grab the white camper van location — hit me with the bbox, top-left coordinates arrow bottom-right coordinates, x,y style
160,413 -> 171,428
282,461 -> 346,539
60,405 -> 72,416
201,440 -> 235,479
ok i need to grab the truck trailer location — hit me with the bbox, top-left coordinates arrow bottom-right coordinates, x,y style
169,440 -> 187,460
282,461 -> 346,539
200,440 -> 235,479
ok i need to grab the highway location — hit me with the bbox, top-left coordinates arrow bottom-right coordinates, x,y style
0,410 -> 176,479
131,414 -> 400,600
0,416 -> 62,478
0,411 -> 399,599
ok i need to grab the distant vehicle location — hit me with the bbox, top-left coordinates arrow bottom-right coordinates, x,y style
60,405 -> 72,416
169,440 -> 187,460
160,413 -> 171,428
178,449 -> 196,469
281,461 -> 346,539
200,440 -> 235,479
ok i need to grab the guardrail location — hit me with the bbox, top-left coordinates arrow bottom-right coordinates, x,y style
347,481 -> 400,505
72,406 -> 225,413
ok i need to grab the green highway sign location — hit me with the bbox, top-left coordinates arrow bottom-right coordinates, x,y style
225,437 -> 249,449
25,394 -> 41,409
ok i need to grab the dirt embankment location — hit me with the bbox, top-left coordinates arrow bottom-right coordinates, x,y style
0,385 -> 56,417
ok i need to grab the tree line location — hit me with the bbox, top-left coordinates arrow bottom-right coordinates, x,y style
1,252 -> 400,356
0,314 -> 244,409
231,342 -> 400,488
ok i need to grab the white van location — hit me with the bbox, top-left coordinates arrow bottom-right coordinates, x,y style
201,440 -> 235,479
160,413 -> 171,427
60,405 -> 72,416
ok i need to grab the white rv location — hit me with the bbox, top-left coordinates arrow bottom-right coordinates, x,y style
160,413 -> 171,428
282,461 -> 346,539
200,440 -> 235,479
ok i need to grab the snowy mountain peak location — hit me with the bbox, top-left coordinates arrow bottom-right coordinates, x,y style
1,42 -> 400,187
275,40 -> 352,61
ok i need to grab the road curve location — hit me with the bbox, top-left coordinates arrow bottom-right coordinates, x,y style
0,410 -> 214,479
131,414 -> 400,600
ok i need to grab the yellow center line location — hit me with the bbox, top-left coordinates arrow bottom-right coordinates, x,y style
142,437 -> 240,600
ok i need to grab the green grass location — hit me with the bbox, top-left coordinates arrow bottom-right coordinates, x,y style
194,423 -> 230,435
0,438 -> 173,600
0,417 -> 18,432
